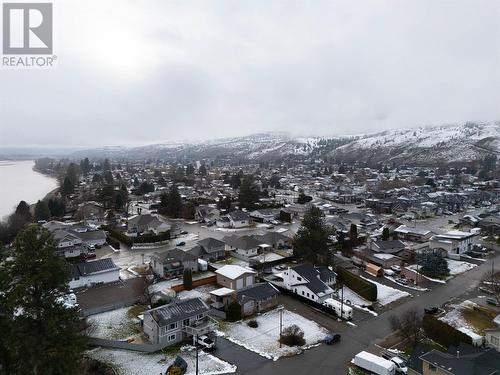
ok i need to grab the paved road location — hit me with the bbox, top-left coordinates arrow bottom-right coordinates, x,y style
214,338 -> 269,372
228,251 -> 500,374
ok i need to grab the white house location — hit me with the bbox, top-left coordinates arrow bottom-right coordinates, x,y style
282,264 -> 335,304
430,230 -> 476,259
228,211 -> 251,228
69,258 -> 121,289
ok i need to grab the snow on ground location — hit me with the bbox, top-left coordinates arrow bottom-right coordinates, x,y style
405,265 -> 446,284
333,286 -> 378,316
385,276 -> 429,291
447,259 -> 477,276
176,285 -> 215,301
87,307 -> 137,340
360,276 -> 411,306
439,301 -> 484,344
86,346 -> 236,375
217,309 -> 329,361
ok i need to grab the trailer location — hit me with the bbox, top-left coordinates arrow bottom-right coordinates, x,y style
322,298 -> 353,320
352,351 -> 396,375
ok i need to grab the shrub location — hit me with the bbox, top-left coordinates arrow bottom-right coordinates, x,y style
183,268 -> 192,291
247,319 -> 258,328
106,236 -> 120,249
337,266 -> 377,302
226,300 -> 242,322
279,324 -> 305,347
422,315 -> 473,348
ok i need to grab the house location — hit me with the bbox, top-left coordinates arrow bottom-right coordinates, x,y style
195,205 -> 220,224
223,235 -> 262,259
187,238 -> 226,262
485,314 -> 500,351
75,229 -> 107,248
209,287 -> 235,310
75,201 -> 104,222
394,225 -> 433,242
254,231 -> 291,249
143,298 -> 214,346
249,208 -> 280,223
409,343 -> 500,375
69,258 -> 120,289
228,210 -> 251,228
237,283 -> 280,317
370,239 -> 412,260
127,214 -> 170,236
282,264 -> 335,303
430,230 -> 476,259
150,248 -> 199,279
215,265 -> 256,290
51,229 -> 86,258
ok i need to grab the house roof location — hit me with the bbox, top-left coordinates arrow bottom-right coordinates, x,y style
215,265 -> 256,279
372,240 -> 406,253
228,210 -> 250,221
198,237 -> 225,253
223,235 -> 263,250
291,264 -> 333,295
147,297 -> 209,326
71,258 -> 119,278
236,282 -> 280,302
152,248 -> 198,264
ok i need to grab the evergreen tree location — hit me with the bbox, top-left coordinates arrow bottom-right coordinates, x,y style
382,227 -> 390,241
61,176 -> 74,196
66,163 -> 79,186
48,198 -> 65,217
421,252 -> 450,279
186,164 -> 195,176
293,206 -> 331,265
15,200 -> 32,222
238,175 -> 259,210
183,268 -> 193,290
350,224 -> 358,246
159,185 -> 182,218
92,173 -> 103,184
34,200 -> 51,221
0,225 -> 86,373
81,157 -> 91,175
103,158 -> 111,171
198,164 -> 207,177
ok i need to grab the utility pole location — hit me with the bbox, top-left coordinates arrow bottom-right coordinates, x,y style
195,333 -> 199,375
340,282 -> 344,319
279,306 -> 283,348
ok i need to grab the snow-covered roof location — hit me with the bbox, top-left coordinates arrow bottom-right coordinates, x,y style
210,287 -> 235,297
215,265 -> 256,279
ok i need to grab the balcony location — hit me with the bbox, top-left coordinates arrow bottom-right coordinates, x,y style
182,316 -> 218,337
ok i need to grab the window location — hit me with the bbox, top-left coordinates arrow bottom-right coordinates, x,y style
301,291 -> 304,296
297,277 -> 302,281
167,333 -> 176,342
183,319 -> 190,326
197,314 -> 204,320
306,293 -> 309,298
168,322 -> 178,330
491,336 -> 499,346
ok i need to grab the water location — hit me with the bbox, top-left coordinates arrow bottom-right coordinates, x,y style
0,160 -> 58,220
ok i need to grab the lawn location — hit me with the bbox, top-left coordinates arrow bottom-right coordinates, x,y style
461,305 -> 498,334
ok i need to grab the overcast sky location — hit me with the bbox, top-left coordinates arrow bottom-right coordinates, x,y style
0,0 -> 499,148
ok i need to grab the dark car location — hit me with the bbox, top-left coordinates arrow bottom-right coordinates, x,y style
176,241 -> 186,247
323,333 -> 341,345
83,252 -> 96,260
180,231 -> 188,235
424,306 -> 439,314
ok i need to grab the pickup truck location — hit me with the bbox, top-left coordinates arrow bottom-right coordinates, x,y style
197,335 -> 216,351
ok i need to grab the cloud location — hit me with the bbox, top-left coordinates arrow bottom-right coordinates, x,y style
0,0 -> 499,147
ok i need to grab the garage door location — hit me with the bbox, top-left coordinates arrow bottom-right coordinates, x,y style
236,278 -> 243,289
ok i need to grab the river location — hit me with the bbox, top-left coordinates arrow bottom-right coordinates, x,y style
0,160 -> 58,220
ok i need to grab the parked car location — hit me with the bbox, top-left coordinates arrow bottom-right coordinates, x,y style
88,244 -> 96,251
396,277 -> 408,285
176,241 -> 186,247
197,335 -> 216,351
390,265 -> 402,273
384,269 -> 395,276
83,252 -> 96,259
180,230 -> 188,235
323,332 -> 341,345
486,297 -> 500,307
424,306 -> 439,314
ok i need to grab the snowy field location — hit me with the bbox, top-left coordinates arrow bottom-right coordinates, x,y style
87,307 -> 138,340
360,276 -> 411,306
217,309 -> 329,360
177,285 -> 216,301
86,346 -> 236,375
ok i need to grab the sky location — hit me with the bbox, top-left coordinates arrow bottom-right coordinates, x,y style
0,0 -> 499,148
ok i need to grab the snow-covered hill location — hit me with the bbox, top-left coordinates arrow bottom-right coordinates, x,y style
71,122 -> 499,165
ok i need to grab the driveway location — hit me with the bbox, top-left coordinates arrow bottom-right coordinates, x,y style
214,337 -> 268,372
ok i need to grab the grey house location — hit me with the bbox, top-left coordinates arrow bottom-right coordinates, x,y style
143,298 -> 215,346
150,248 -> 198,279
187,238 -> 226,262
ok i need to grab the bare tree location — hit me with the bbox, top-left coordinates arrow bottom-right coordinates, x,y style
481,270 -> 500,304
389,308 -> 422,348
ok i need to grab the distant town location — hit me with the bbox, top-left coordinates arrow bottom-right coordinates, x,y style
1,142 -> 498,375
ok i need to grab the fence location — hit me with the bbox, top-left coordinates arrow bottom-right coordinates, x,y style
88,337 -> 167,352
171,275 -> 217,293
82,297 -> 139,317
